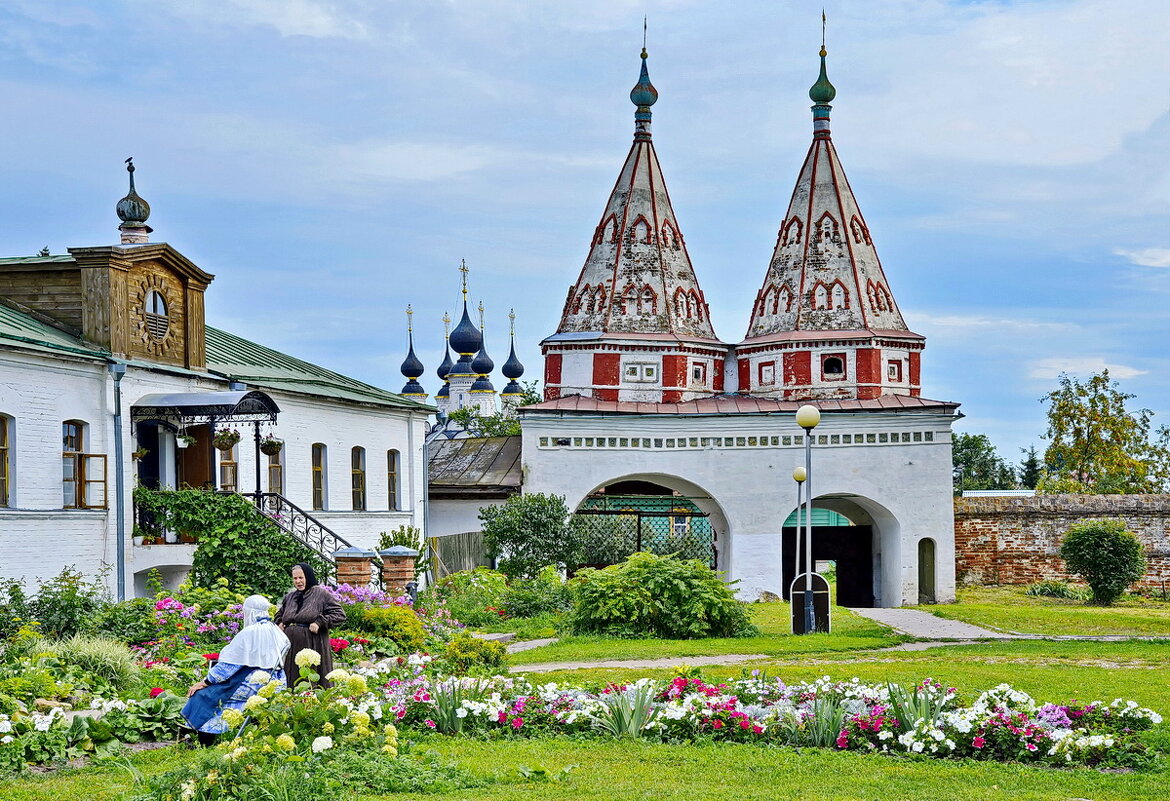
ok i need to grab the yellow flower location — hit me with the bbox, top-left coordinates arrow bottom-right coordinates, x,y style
221,708 -> 245,728
381,744 -> 397,756
325,668 -> 350,683
350,711 -> 370,728
322,721 -> 334,734
258,679 -> 283,698
294,648 -> 321,668
346,675 -> 369,695
275,734 -> 296,752
243,695 -> 267,712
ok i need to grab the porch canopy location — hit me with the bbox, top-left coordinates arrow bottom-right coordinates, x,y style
131,390 -> 280,424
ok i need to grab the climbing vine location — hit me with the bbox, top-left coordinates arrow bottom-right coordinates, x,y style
133,487 -> 330,596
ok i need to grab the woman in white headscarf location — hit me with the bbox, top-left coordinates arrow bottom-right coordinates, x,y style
181,594 -> 291,745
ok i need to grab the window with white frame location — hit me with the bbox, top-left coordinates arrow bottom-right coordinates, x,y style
623,362 -> 658,383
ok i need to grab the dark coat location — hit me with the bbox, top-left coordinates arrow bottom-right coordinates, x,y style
274,585 -> 346,686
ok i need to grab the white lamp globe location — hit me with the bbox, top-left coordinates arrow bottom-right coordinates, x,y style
795,405 -> 821,430
792,466 -> 807,482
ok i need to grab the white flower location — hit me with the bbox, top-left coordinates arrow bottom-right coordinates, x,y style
1,735 -> 13,744
224,745 -> 248,761
311,735 -> 333,753
250,670 -> 271,684
244,695 -> 267,711
295,648 -> 322,668
0,720 -> 11,734
326,669 -> 350,683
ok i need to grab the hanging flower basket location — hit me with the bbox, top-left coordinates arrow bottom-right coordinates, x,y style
212,428 -> 241,451
259,437 -> 284,456
131,446 -> 149,461
177,433 -> 197,449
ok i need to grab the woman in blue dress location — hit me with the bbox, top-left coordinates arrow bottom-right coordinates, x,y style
182,594 -> 291,745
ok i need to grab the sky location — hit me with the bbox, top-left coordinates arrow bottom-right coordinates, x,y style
1,0 -> 1167,466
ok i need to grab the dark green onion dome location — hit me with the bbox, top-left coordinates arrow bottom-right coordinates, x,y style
116,158 -> 152,230
630,48 -> 658,108
809,46 -> 836,104
436,344 -> 453,381
448,302 -> 482,356
502,339 -> 524,380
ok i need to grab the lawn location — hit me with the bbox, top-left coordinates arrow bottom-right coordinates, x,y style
6,735 -> 1169,801
911,586 -> 1170,636
507,601 -> 906,667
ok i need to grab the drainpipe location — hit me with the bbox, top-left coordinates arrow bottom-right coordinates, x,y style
108,362 -> 127,601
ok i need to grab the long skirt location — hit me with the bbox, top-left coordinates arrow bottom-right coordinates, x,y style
282,624 -> 336,687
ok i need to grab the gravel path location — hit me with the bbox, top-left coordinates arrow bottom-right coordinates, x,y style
845,607 -> 1014,639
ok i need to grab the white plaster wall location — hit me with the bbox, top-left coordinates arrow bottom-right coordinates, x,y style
1,347 -> 429,597
557,351 -> 595,395
520,410 -> 957,606
429,497 -> 506,538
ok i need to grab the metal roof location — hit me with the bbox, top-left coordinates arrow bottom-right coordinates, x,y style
521,393 -> 961,416
0,301 -> 106,359
428,435 -> 522,498
131,390 -> 280,423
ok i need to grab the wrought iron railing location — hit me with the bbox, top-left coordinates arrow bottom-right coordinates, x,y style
249,492 -> 355,566
570,509 -> 716,568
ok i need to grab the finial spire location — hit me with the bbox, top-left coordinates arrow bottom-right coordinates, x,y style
509,308 -> 516,337
442,311 -> 451,339
459,259 -> 469,298
809,15 -> 836,137
406,304 -> 414,334
630,25 -> 658,140
642,16 -> 647,55
116,156 -> 152,244
821,9 -> 826,51
478,300 -> 485,331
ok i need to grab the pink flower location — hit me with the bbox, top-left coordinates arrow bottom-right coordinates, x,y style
149,688 -> 164,698
511,717 -> 524,729
424,719 -> 437,729
972,736 -> 986,749
1025,742 -> 1038,752
712,720 -> 723,729
739,719 -> 751,730
836,730 -> 849,749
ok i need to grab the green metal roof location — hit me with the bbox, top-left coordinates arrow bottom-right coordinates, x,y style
0,302 -> 430,412
0,254 -> 76,266
204,326 -> 432,411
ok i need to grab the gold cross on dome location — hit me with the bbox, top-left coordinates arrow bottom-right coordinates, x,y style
459,259 -> 469,298
442,312 -> 451,338
405,304 -> 413,333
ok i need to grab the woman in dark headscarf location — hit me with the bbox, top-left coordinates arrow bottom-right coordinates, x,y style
274,562 -> 345,687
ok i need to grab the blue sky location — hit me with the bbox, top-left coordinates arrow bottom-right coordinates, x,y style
2,0 -> 1167,466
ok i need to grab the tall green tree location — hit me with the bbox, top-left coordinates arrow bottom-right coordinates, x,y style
479,492 -> 578,579
1018,446 -> 1043,489
1039,370 -> 1170,494
952,433 -> 1016,494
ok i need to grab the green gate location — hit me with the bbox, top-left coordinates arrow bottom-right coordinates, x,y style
571,495 -> 715,568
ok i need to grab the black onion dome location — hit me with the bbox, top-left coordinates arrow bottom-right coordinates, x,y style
501,380 -> 523,396
447,353 -> 476,377
436,346 -> 453,381
448,303 -> 482,356
400,334 -> 424,379
399,378 -> 426,396
502,340 -> 524,380
470,375 -> 495,393
436,383 -> 450,398
471,343 -> 494,376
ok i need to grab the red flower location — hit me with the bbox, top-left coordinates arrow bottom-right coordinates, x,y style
712,719 -> 724,729
149,688 -> 165,698
330,638 -> 350,653
203,653 -> 219,660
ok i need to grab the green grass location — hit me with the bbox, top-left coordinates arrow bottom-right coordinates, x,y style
508,602 -> 905,666
8,738 -> 1167,801
475,612 -> 562,640
912,586 -> 1170,636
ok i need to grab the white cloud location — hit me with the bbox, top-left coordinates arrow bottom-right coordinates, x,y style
169,0 -> 368,39
1114,247 -> 1170,268
1028,357 -> 1146,381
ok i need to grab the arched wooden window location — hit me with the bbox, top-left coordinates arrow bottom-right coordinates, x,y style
219,442 -> 238,493
387,449 -> 400,511
311,443 -> 327,510
267,448 -> 284,495
0,414 -> 10,507
351,447 -> 366,511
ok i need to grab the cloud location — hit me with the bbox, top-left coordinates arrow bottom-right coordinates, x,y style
909,313 -> 1076,338
168,0 -> 368,39
1114,247 -> 1170,268
1027,357 -> 1147,381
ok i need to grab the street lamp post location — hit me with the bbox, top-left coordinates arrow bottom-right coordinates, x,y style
791,466 -> 806,600
795,404 -> 821,634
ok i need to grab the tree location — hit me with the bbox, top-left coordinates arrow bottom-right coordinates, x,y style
446,381 -> 545,437
1059,519 -> 1146,605
1039,370 -> 1170,494
1018,446 -> 1043,489
952,433 -> 1016,494
479,492 -> 579,579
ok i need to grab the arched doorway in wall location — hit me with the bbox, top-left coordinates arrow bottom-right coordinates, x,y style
569,475 -> 730,571
918,538 -> 937,604
781,494 -> 901,608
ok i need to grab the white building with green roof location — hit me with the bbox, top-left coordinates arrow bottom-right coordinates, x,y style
0,165 -> 433,597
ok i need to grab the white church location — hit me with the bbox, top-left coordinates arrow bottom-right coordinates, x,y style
519,46 -> 961,607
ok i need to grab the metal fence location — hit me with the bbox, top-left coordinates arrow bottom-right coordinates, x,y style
570,509 -> 715,568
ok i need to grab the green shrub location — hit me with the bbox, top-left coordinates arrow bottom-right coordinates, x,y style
424,567 -> 509,628
568,552 -> 757,639
40,634 -> 140,691
479,493 -> 579,579
502,565 -> 571,618
27,567 -> 107,639
93,597 -> 158,645
378,525 -> 426,578
1060,519 -> 1147,605
360,605 -> 427,653
1025,580 -> 1088,600
442,633 -> 506,675
0,578 -> 31,642
0,668 -> 61,704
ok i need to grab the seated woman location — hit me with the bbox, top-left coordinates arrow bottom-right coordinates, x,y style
182,594 -> 290,745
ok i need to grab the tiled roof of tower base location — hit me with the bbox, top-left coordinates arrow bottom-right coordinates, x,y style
522,394 -> 959,416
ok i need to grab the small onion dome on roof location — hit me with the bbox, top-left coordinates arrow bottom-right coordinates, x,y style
447,353 -> 476,377
400,336 -> 424,380
399,378 -> 426,396
629,48 -> 658,108
436,345 -> 453,381
471,344 -> 494,377
470,374 -> 495,393
502,339 -> 524,380
436,382 -> 450,398
501,380 -> 524,397
809,46 -> 836,104
448,302 -> 482,356
116,158 -> 153,232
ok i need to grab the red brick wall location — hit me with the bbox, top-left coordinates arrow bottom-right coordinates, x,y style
662,354 -> 687,388
954,495 -> 1170,590
592,353 -> 620,387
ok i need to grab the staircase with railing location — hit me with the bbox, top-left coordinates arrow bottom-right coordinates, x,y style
248,492 -> 359,567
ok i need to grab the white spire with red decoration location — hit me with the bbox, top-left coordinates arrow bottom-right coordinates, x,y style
738,26 -> 925,401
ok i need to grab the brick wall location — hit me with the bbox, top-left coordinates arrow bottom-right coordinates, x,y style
954,495 -> 1170,590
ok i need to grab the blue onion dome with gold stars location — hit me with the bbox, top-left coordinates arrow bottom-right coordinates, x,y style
116,157 -> 152,232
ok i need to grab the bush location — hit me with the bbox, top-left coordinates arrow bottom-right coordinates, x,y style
479,493 -> 578,579
502,565 -> 571,618
1025,580 -> 1088,600
27,567 -> 107,639
40,634 -> 140,692
424,568 -> 509,628
377,525 -> 426,578
568,552 -> 756,639
93,597 -> 159,646
442,633 -> 506,675
0,579 -> 31,642
1060,519 -> 1146,605
360,605 -> 427,653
